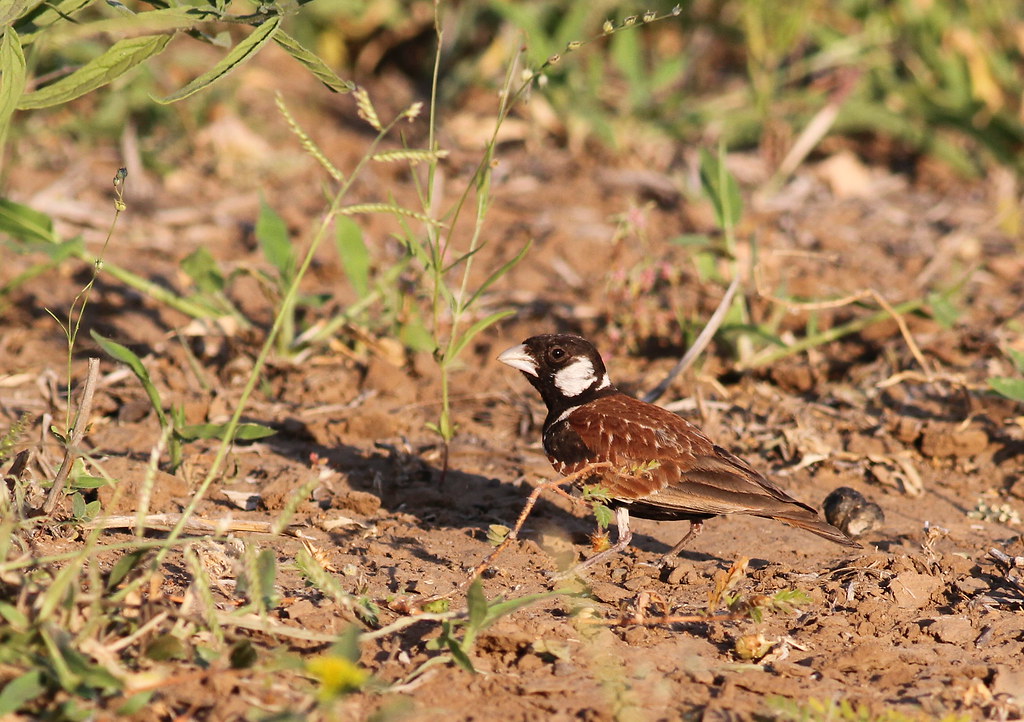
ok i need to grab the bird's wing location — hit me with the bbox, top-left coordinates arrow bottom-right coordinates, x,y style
558,394 -> 815,517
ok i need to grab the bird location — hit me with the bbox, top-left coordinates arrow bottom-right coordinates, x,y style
498,333 -> 860,573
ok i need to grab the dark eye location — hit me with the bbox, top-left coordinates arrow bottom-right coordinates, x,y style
549,347 -> 566,362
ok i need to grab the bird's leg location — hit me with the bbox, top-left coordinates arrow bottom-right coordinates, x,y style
657,520 -> 704,567
465,462 -> 614,586
552,506 -> 632,580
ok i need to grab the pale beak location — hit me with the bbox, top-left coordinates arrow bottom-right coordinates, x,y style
497,343 -> 538,376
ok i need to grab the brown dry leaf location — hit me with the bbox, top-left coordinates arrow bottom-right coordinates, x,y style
301,537 -> 337,572
868,454 -> 924,496
709,556 -> 749,609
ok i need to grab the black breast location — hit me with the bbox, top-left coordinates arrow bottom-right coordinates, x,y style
543,420 -> 594,470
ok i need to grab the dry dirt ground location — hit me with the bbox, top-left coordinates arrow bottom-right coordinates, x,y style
4,50 -> 1024,720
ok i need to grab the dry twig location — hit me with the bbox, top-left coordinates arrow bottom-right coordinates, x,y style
43,357 -> 100,514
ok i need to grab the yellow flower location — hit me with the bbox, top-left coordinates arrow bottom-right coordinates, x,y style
307,655 -> 368,700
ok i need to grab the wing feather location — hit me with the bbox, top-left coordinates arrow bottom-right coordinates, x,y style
550,394 -> 815,518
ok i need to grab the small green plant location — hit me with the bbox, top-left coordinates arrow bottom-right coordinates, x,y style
0,1 -> 352,165
426,578 -> 557,673
89,330 -> 275,472
582,483 -> 615,531
988,348 -> 1024,402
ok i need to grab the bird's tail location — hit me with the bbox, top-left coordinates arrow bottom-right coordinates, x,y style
772,513 -> 863,548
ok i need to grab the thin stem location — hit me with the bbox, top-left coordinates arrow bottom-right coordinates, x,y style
42,357 -> 99,514
740,298 -> 926,370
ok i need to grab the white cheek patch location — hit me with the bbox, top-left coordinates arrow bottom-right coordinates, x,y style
554,357 -> 597,397
596,374 -> 611,390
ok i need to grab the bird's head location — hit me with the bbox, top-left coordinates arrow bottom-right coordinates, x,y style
498,334 -> 614,412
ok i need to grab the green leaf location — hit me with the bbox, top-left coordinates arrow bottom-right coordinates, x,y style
422,598 -> 450,613
0,602 -> 28,631
117,690 -> 155,716
592,502 -> 614,530
181,247 -> 225,294
0,29 -> 26,150
446,310 -> 515,363
464,240 -> 532,311
333,624 -> 361,664
398,311 -> 435,353
18,34 -> 172,110
465,577 -> 487,633
446,635 -> 475,673
989,377 -> 1024,402
927,292 -> 960,330
156,15 -> 280,103
255,199 -> 293,279
90,330 -> 167,429
481,590 -> 561,629
255,548 -> 277,607
1,239 -> 83,296
71,492 -> 86,519
0,197 -> 57,244
0,670 -> 45,716
13,0 -> 90,39
0,0 -> 42,27
1008,349 -> 1024,375
43,7 -> 202,43
699,145 -> 743,232
145,634 -> 187,662
273,31 -> 353,94
334,216 -> 370,298
107,549 -> 148,590
486,524 -> 510,546
176,422 -> 276,441
69,475 -> 112,490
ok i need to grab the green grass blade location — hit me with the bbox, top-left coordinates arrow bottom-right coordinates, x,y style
89,330 -> 168,429
0,28 -> 26,150
334,216 -> 370,298
180,247 -> 226,294
0,239 -> 81,297
255,199 -> 294,279
0,197 -> 57,244
464,240 -> 532,311
176,422 -> 276,441
17,34 -> 173,109
0,670 -> 45,715
274,31 -> 353,94
699,145 -> 743,233
156,15 -> 280,103
465,577 -> 487,632
481,589 -> 563,629
988,377 -> 1024,402
447,310 -> 514,363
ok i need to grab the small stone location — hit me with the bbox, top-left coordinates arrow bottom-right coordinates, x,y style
666,565 -> 690,585
922,615 -> 975,644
